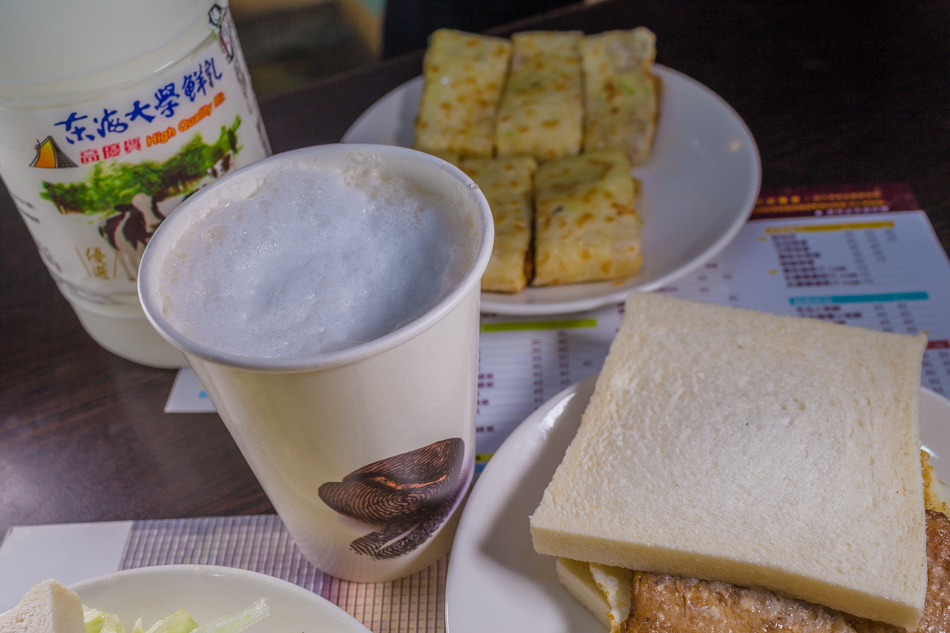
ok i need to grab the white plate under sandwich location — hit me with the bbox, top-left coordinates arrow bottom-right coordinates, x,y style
342,66 -> 762,316
70,565 -> 370,633
444,375 -> 950,632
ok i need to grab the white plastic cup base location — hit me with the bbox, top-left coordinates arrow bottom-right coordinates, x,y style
68,297 -> 187,368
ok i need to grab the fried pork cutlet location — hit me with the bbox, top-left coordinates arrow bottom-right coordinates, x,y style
622,511 -> 950,633
916,510 -> 950,633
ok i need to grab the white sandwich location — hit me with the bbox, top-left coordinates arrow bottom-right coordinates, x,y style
529,291 -> 930,630
555,452 -> 950,633
0,579 -> 84,633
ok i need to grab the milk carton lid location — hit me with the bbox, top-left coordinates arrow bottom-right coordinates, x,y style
0,0 -> 217,103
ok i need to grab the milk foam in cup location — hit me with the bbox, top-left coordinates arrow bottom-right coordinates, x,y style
0,0 -> 270,367
139,144 -> 494,582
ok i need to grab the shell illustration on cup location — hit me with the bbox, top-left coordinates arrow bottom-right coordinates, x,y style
318,438 -> 466,560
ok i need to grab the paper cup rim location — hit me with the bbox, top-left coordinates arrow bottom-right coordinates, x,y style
138,143 -> 494,373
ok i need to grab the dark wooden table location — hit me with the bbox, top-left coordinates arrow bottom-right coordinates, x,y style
2,0 -> 948,541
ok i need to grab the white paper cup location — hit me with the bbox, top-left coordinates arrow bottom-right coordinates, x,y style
138,144 -> 493,582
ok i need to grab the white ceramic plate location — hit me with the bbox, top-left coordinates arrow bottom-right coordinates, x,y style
71,565 -> 370,633
444,376 -> 950,632
342,67 -> 762,315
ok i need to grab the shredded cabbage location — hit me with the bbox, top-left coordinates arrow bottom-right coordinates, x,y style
82,598 -> 269,633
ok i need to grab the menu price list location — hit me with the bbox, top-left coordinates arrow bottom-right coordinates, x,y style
474,204 -> 950,463
475,309 -> 624,458
655,211 -> 950,394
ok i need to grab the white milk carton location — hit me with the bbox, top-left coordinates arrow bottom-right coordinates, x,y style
0,0 -> 270,366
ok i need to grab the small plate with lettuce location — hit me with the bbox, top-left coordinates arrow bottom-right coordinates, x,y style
71,565 -> 370,633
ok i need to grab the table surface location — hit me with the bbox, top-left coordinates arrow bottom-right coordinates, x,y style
2,0 -> 949,543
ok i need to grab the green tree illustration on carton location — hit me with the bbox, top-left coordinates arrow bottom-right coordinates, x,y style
40,115 -> 243,280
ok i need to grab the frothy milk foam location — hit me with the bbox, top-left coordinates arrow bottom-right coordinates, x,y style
158,158 -> 474,359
